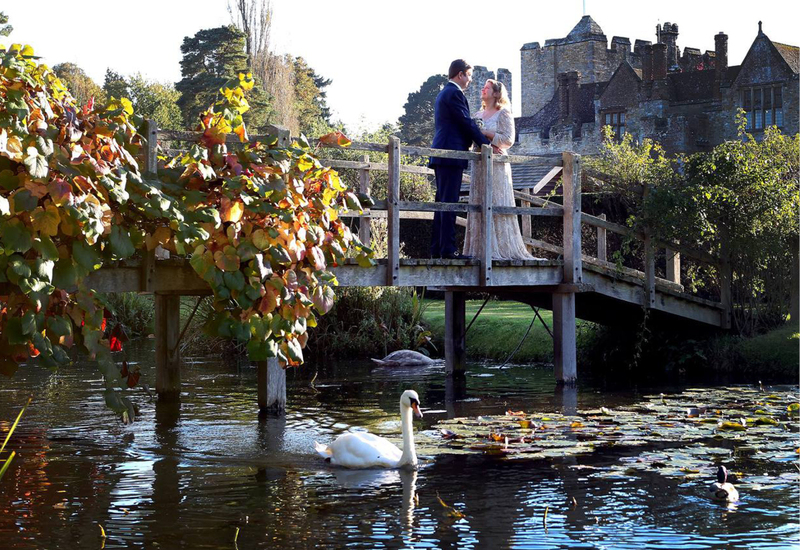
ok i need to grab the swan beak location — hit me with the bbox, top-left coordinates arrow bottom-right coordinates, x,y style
411,401 -> 423,419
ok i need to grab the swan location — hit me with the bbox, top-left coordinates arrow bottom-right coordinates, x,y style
314,390 -> 423,469
371,350 -> 437,367
709,465 -> 739,502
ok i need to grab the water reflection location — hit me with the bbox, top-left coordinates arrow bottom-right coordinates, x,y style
0,350 -> 797,549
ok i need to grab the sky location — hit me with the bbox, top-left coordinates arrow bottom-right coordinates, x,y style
4,1 -> 799,134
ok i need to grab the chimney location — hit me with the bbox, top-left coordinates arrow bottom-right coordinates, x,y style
660,22 -> 680,69
558,73 -> 569,123
643,44 -> 653,81
714,32 -> 728,99
652,43 -> 668,80
567,71 -> 581,124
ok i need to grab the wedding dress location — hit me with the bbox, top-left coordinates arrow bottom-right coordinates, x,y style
463,108 -> 534,260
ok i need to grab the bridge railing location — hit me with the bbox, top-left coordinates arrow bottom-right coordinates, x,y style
144,121 -> 730,325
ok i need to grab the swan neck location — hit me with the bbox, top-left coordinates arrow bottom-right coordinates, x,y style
398,404 -> 417,467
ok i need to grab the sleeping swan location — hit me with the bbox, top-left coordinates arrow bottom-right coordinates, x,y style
314,390 -> 423,469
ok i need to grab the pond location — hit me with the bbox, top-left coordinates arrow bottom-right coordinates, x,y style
1,342 -> 798,549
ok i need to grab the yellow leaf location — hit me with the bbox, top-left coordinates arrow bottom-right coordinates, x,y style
220,197 -> 244,224
31,204 -> 60,237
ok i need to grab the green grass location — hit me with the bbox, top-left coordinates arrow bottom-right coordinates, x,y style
736,324 -> 799,378
422,299 -> 595,363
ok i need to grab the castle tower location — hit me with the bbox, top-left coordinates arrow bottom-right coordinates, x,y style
520,15 -> 640,117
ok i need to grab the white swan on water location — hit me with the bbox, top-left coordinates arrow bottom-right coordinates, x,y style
314,390 -> 423,469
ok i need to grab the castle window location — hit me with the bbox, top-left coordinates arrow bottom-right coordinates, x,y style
741,86 -> 783,130
603,111 -> 626,140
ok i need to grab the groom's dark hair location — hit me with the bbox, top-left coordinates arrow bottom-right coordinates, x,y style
448,59 -> 472,79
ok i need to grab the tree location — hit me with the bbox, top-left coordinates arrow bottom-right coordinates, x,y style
399,74 -> 447,146
103,69 -> 129,101
227,0 -> 272,77
175,25 -> 272,131
128,74 -> 183,130
293,57 -> 332,136
52,62 -> 105,106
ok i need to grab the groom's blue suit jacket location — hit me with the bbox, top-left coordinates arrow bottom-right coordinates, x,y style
429,82 -> 489,169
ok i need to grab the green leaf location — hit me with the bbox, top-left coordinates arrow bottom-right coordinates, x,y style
13,189 -> 38,212
6,256 -> 31,284
73,241 -> 103,271
286,337 -> 304,363
223,270 -> 245,292
0,196 -> 9,216
109,225 -> 135,259
32,236 -> 58,260
52,258 -> 79,288
46,315 -> 72,339
269,246 -> 292,266
21,310 -> 37,335
0,170 -> 20,191
0,218 -> 32,253
5,317 -> 27,345
33,258 -> 54,283
23,147 -> 48,179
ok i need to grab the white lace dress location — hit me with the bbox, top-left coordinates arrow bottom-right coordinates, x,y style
463,108 -> 534,260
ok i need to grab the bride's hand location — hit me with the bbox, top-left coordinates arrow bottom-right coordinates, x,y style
492,145 -> 503,155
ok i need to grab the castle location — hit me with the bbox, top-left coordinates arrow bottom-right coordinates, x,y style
508,15 -> 798,164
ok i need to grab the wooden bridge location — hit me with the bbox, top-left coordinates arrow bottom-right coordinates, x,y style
84,123 -> 732,410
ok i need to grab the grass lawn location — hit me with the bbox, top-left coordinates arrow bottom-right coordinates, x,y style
422,299 -> 595,363
736,324 -> 799,378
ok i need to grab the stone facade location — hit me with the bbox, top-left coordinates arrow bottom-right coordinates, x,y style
464,65 -> 512,115
514,17 -> 800,165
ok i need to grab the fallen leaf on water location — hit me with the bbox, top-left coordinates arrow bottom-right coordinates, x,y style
436,493 -> 465,519
506,410 -> 525,417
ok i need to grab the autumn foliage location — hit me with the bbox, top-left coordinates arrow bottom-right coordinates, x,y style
0,43 -> 371,419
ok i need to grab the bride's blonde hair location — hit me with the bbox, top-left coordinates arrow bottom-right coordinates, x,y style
481,79 -> 511,111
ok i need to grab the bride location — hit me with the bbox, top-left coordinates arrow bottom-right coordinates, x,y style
463,79 -> 534,260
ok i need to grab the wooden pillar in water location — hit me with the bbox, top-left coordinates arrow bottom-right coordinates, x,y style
257,358 -> 286,413
444,291 -> 466,378
791,236 -> 799,326
155,294 -> 181,401
554,151 -> 581,385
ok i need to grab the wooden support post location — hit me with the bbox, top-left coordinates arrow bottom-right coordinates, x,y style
444,291 -> 466,378
562,152 -> 582,284
387,137 -> 400,286
521,187 -> 533,240
665,247 -> 681,284
155,294 -> 181,401
144,119 -> 158,175
553,292 -> 577,385
358,154 -> 371,247
596,213 -> 607,262
257,358 -> 286,414
480,144 -> 494,286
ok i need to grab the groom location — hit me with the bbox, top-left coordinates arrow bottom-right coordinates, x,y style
429,59 -> 490,260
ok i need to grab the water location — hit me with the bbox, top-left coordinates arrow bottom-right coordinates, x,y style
1,342 -> 798,549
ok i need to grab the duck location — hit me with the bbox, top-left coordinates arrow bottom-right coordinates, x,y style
371,350 -> 437,367
709,465 -> 739,502
314,390 -> 423,469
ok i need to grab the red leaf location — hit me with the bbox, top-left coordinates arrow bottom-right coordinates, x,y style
110,323 -> 129,343
121,360 -> 128,378
126,370 -> 140,388
109,336 -> 123,352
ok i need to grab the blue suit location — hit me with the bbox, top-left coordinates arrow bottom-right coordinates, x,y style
429,82 -> 490,257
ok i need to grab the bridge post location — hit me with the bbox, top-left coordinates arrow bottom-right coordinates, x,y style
155,294 -> 181,401
358,154 -> 371,247
480,144 -> 494,286
596,213 -> 607,262
666,247 -> 681,284
444,291 -> 466,378
387,137 -> 400,286
554,152 -> 581,385
257,358 -> 286,414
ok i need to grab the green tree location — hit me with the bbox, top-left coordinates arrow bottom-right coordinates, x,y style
399,74 -> 446,146
52,62 -> 105,107
128,74 -> 183,130
293,57 -> 331,136
103,69 -> 129,101
587,120 -> 799,334
175,25 -> 272,131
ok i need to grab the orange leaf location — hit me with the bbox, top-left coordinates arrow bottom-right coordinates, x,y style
318,131 -> 352,148
220,197 -> 244,224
